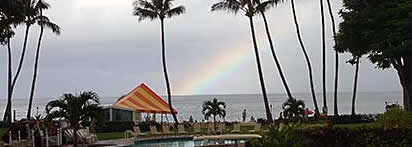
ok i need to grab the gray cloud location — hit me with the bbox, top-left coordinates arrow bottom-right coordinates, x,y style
0,0 -> 401,100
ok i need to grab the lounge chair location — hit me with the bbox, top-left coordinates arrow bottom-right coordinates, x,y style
77,129 -> 97,143
64,129 -> 92,144
231,123 -> 241,133
162,124 -> 174,135
193,123 -> 201,134
207,123 -> 215,134
217,123 -> 225,134
150,126 -> 161,135
124,126 -> 146,138
248,123 -> 261,133
178,125 -> 188,134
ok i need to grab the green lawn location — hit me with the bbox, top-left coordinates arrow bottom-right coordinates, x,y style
0,128 -> 5,137
96,132 -> 124,140
94,122 -> 381,141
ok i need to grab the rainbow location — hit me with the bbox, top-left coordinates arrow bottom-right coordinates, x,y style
178,43 -> 253,95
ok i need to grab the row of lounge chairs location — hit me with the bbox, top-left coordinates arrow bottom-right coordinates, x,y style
124,122 -> 267,138
64,128 -> 98,144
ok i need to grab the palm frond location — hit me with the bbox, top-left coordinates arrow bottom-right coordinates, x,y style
165,5 -> 185,18
134,0 -> 157,12
35,0 -> 50,11
255,0 -> 276,13
211,1 -> 244,14
133,7 -> 159,21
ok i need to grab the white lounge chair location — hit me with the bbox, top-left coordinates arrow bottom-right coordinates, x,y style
162,124 -> 174,135
124,126 -> 146,138
193,123 -> 201,134
231,123 -> 241,133
248,124 -> 261,133
150,126 -> 161,135
178,125 -> 188,134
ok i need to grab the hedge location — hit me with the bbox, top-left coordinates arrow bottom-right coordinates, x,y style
294,128 -> 412,147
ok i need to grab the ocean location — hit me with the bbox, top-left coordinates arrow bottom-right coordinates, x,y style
0,91 -> 402,122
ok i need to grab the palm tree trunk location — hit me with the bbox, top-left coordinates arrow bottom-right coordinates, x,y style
11,24 -> 31,88
3,38 -> 13,124
326,0 -> 339,116
351,57 -> 360,115
213,115 -> 216,131
248,16 -> 273,123
160,19 -> 179,125
260,12 -> 293,99
27,19 -> 44,119
3,25 -> 31,124
73,126 -> 79,147
320,0 -> 327,114
290,0 -> 320,116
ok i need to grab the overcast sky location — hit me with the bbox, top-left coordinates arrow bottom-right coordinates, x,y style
0,0 -> 402,99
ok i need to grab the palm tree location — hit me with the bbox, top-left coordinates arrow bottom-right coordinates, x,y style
325,0 -> 339,116
133,0 -> 185,126
46,91 -> 102,147
255,0 -> 293,99
350,57 -> 360,115
27,0 -> 61,119
319,0 -> 327,115
211,0 -> 274,122
202,98 -> 226,130
1,0 -> 25,124
282,98 -> 305,123
290,0 -> 320,116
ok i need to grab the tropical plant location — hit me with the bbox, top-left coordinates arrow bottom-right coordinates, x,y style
325,0 -> 339,116
319,0 -> 327,115
282,98 -> 305,123
211,0 -> 274,122
26,0 -> 61,119
45,91 -> 102,147
132,0 -> 185,125
349,57 -> 360,115
290,0 -> 320,116
335,0 -> 412,110
377,107 -> 412,129
254,0 -> 293,99
202,98 -> 226,130
261,124 -> 303,147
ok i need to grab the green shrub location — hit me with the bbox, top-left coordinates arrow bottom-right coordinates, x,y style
295,128 -> 412,146
377,108 -> 412,129
328,114 -> 376,124
261,124 -> 305,147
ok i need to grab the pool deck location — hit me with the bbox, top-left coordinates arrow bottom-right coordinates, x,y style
96,135 -> 194,146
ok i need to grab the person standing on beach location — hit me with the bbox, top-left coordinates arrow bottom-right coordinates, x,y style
242,109 -> 247,122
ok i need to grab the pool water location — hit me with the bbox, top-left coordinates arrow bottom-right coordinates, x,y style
128,138 -> 194,147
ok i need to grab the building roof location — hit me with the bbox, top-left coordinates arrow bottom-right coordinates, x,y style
113,83 -> 178,114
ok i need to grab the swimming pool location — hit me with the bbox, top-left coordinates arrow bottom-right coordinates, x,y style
127,137 -> 194,147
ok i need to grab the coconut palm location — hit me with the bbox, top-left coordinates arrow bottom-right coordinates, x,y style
350,57 -> 360,115
45,91 -> 102,147
319,0 -> 327,114
1,0 -> 25,124
132,0 -> 185,125
282,98 -> 305,123
26,0 -> 61,119
325,0 -> 339,116
211,0 -> 274,122
255,0 -> 293,99
290,0 -> 320,116
202,98 -> 226,130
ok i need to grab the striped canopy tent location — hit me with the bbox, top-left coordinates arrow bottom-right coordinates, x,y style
114,83 -> 177,114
